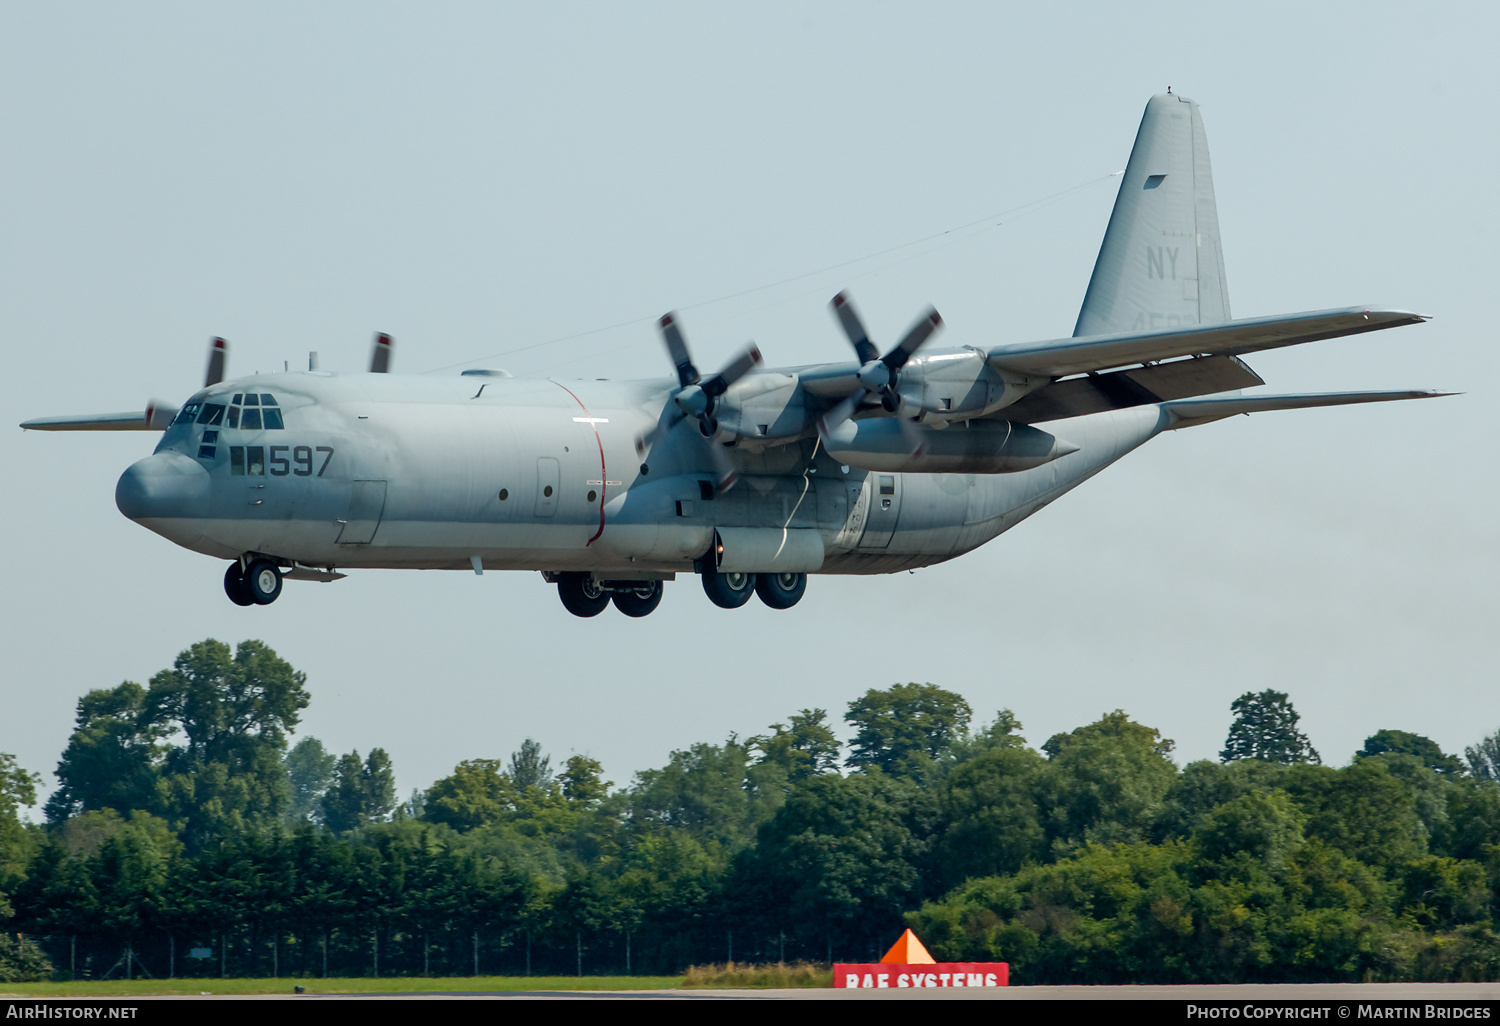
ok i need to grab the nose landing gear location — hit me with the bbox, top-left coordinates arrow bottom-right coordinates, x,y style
224,557 -> 283,606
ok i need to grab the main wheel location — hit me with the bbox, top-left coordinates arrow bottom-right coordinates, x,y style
612,581 -> 663,617
557,572 -> 609,617
755,571 -> 806,609
224,562 -> 254,606
245,558 -> 283,605
701,568 -> 756,609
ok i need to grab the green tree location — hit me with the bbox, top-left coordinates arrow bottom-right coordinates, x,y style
1359,730 -> 1463,775
1464,728 -> 1500,782
1040,710 -> 1178,849
748,708 -> 841,782
1,754 -> 42,918
935,744 -> 1047,888
284,736 -> 337,823
424,760 -> 518,831
320,748 -> 397,833
509,739 -> 553,791
845,683 -> 971,780
1220,690 -> 1320,765
730,772 -> 933,952
560,755 -> 611,807
45,682 -> 164,822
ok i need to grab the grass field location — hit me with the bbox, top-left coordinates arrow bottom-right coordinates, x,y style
0,975 -> 684,997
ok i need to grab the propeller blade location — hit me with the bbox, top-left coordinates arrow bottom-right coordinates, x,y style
701,343 -> 763,399
658,313 -> 700,388
370,332 -> 393,373
883,308 -> 942,371
708,438 -> 738,493
634,409 -> 685,457
896,413 -> 928,457
831,292 -> 880,365
205,337 -> 228,387
817,391 -> 864,438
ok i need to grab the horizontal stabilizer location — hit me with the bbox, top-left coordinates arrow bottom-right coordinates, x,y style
1162,389 -> 1452,431
989,307 -> 1428,378
21,403 -> 178,431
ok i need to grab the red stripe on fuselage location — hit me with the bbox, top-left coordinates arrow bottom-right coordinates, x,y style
549,381 -> 608,546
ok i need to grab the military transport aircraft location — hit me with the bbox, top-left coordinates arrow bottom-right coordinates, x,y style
21,94 -> 1443,617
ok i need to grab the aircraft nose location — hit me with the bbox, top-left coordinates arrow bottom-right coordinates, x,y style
115,452 -> 211,521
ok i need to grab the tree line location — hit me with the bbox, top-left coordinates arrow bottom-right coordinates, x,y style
3,640 -> 1500,983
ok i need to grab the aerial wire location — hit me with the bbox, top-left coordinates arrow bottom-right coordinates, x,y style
420,171 -> 1121,375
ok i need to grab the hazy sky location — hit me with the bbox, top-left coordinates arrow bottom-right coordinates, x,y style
4,3 -> 1495,810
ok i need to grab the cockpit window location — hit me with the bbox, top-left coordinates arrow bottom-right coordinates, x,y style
222,393 -> 284,430
195,403 -> 225,425
174,403 -> 201,425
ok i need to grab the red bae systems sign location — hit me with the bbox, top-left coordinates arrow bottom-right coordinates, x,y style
834,964 -> 1009,989
833,929 -> 1009,989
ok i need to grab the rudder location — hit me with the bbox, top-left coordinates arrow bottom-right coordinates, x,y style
1074,93 -> 1230,337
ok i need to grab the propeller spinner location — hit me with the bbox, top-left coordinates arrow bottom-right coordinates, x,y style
819,292 -> 942,435
636,313 -> 762,491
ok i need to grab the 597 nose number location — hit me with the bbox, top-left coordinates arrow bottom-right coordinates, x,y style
229,445 -> 334,477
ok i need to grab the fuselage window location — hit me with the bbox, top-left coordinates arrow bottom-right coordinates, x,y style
197,445 -> 216,460
230,447 -> 245,475
246,446 -> 265,476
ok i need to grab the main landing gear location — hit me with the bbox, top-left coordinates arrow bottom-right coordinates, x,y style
700,568 -> 807,610
555,573 -> 664,618
224,558 -> 283,606
551,569 -> 808,617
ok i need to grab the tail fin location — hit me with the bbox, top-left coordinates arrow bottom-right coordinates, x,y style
1074,93 -> 1231,337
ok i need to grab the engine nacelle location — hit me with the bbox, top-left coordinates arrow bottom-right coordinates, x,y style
822,418 -> 1077,474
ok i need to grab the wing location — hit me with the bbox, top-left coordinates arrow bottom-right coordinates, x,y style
988,307 -> 1428,379
21,404 -> 178,431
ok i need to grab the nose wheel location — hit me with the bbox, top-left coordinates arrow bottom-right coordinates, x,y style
225,558 -> 283,606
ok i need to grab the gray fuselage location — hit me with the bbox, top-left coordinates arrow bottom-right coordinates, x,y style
115,369 -> 1166,577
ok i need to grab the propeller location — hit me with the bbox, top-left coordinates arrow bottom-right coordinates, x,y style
370,332 -> 394,373
636,313 -> 763,491
205,337 -> 228,387
818,292 -> 942,441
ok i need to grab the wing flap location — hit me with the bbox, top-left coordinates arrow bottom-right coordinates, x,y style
1000,354 -> 1263,423
989,307 -> 1428,378
1162,389 -> 1451,431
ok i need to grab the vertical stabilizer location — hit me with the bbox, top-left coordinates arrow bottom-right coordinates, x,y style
1074,93 -> 1230,337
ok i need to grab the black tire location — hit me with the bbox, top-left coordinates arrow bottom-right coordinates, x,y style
224,562 -> 254,606
612,581 -> 664,617
245,558 -> 283,605
755,571 -> 807,610
557,572 -> 609,617
702,568 -> 757,609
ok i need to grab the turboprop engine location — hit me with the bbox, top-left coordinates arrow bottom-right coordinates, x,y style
820,418 -> 1077,474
